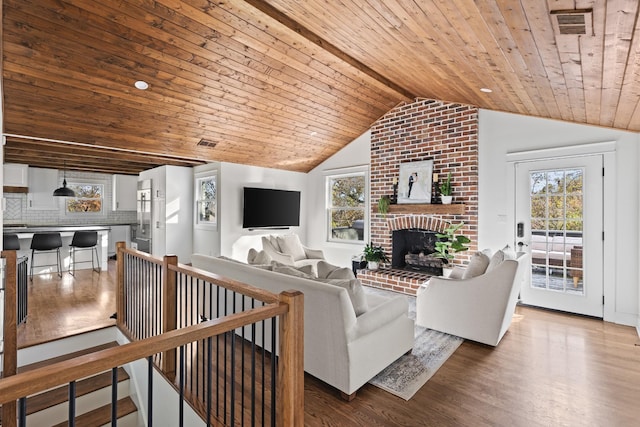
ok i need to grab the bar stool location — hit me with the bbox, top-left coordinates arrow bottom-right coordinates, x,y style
3,234 -> 21,250
30,232 -> 63,280
69,231 -> 100,275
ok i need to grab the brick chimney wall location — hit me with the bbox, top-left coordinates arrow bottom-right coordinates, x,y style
370,98 -> 479,270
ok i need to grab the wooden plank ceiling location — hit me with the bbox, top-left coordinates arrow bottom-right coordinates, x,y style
3,0 -> 640,174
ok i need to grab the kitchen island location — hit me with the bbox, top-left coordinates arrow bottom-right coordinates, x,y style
3,225 -> 110,276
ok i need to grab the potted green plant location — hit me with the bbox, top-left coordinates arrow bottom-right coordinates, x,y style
439,172 -> 453,204
432,222 -> 470,264
377,195 -> 391,217
363,242 -> 388,270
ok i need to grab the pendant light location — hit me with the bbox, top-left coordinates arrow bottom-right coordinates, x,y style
53,161 -> 76,197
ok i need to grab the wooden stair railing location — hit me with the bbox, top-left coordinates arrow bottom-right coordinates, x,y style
2,250 -> 18,427
0,298 -> 301,424
1,243 -> 304,426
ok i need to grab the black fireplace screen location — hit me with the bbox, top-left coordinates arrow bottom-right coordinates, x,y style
392,229 -> 443,275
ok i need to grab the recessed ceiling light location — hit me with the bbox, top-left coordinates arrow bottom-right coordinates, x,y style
480,87 -> 493,93
134,80 -> 149,90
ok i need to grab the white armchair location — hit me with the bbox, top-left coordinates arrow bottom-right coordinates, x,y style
416,252 -> 529,346
260,234 -> 325,269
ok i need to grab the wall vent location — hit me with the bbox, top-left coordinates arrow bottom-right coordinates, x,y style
197,139 -> 218,148
551,9 -> 593,36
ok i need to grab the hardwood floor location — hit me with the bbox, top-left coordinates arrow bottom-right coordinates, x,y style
19,261 -> 640,426
17,260 -> 116,348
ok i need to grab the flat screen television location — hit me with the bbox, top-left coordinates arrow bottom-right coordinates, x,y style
242,187 -> 301,228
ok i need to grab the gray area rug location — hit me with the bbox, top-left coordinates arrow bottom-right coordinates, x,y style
364,286 -> 464,400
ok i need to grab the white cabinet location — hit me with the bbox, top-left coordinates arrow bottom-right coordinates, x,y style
27,167 -> 59,210
139,165 -> 193,263
3,163 -> 29,187
112,174 -> 137,211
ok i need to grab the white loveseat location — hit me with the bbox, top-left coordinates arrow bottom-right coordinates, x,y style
416,250 -> 529,346
191,254 -> 415,399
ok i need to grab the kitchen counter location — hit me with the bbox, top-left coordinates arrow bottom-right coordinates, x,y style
3,225 -> 111,234
2,225 -> 114,275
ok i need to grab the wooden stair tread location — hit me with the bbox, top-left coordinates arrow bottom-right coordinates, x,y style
50,397 -> 137,427
25,367 -> 130,415
18,342 -> 120,373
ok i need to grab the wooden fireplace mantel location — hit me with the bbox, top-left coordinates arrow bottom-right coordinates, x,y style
373,203 -> 466,215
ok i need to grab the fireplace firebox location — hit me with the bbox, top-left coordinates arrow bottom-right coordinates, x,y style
392,229 -> 443,275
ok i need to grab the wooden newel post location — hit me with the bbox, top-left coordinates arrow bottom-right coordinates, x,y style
162,255 -> 178,380
115,241 -> 126,330
277,290 -> 304,427
2,250 -> 18,427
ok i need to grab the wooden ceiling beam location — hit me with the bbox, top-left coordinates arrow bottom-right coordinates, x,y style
4,137 -> 205,166
241,0 -> 415,100
4,148 -> 164,170
3,156 -> 144,175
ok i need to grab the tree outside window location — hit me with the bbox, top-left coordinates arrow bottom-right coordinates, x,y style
530,169 -> 583,233
327,173 -> 366,242
66,183 -> 103,213
196,175 -> 217,227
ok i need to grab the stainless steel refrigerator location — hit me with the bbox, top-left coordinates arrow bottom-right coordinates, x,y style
136,179 -> 152,254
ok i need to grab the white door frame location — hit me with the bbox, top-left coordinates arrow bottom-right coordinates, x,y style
506,142 -> 616,320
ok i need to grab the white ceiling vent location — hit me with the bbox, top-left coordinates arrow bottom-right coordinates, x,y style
551,9 -> 593,36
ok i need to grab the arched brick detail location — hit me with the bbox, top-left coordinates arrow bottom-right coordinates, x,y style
386,216 -> 450,233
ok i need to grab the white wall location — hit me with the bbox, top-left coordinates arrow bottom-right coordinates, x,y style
478,109 -> 639,327
306,131 -> 371,267
218,162 -> 308,261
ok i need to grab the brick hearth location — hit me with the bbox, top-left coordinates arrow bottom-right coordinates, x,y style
358,268 -> 434,295
368,97 -> 479,294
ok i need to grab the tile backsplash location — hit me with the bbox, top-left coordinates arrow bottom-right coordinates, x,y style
4,170 -> 137,226
4,197 -> 23,221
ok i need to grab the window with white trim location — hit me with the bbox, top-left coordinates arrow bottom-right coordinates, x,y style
327,172 -> 366,242
195,174 -> 217,228
66,183 -> 104,214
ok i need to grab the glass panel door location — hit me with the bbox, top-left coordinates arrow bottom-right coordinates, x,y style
516,155 -> 603,317
529,168 -> 584,294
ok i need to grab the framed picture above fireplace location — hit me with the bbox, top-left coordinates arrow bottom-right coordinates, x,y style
398,160 -> 433,204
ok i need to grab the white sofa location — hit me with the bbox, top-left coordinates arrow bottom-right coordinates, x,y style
416,251 -> 529,346
191,254 -> 415,399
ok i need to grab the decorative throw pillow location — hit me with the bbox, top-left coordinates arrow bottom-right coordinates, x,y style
320,278 -> 369,316
316,260 -> 338,279
247,248 -> 258,263
486,250 -> 505,273
462,251 -> 491,279
261,236 -> 280,255
249,249 -> 272,265
276,234 -> 307,261
296,264 -> 315,276
269,235 -> 281,251
272,265 -> 316,280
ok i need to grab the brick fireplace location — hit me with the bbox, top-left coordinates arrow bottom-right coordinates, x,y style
359,98 -> 479,295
